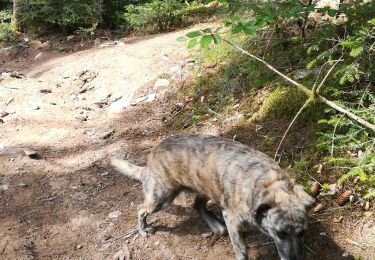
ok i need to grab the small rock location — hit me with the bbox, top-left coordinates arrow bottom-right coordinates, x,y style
18,183 -> 28,187
99,130 -> 114,139
30,104 -> 40,110
101,172 -> 109,177
76,244 -> 83,250
34,52 -> 43,61
185,58 -> 195,63
23,149 -> 37,158
169,66 -> 181,76
75,115 -> 88,122
146,93 -> 156,102
108,210 -> 121,219
0,111 -> 9,118
40,89 -> 52,94
70,185 -> 79,190
0,183 -> 9,191
365,201 -> 370,211
154,79 -> 170,90
1,71 -> 12,79
94,38 -> 101,46
202,232 -> 213,238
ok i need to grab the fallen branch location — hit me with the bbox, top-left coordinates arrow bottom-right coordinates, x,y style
103,227 -> 138,244
222,38 -> 375,132
274,99 -> 312,160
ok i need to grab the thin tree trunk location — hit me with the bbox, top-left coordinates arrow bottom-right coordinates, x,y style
11,0 -> 21,31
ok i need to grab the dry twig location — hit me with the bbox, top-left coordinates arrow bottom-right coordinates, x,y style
222,38 -> 375,132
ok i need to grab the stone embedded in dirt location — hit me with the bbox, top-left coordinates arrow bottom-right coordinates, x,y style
99,130 -> 114,139
40,89 -> 52,94
0,183 -> 9,191
1,71 -> 12,79
76,244 -> 83,250
185,58 -> 196,63
364,201 -> 370,211
146,93 -> 157,102
320,184 -> 338,196
75,114 -> 88,122
94,38 -> 101,46
169,66 -> 182,76
108,210 -> 121,219
18,183 -> 28,188
109,99 -> 130,114
30,104 -> 40,110
202,232 -> 213,238
34,52 -> 43,61
23,148 -> 37,158
0,111 -> 9,118
154,79 -> 170,90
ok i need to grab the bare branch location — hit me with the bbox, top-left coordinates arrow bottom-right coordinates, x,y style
222,38 -> 375,132
274,99 -> 312,160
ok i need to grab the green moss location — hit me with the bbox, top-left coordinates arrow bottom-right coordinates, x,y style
250,86 -> 307,122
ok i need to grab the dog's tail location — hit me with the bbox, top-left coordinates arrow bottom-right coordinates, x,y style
110,158 -> 145,181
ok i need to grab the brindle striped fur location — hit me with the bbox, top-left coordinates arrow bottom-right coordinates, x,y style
111,135 -> 314,260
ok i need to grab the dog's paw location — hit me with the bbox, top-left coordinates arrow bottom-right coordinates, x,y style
139,227 -> 154,237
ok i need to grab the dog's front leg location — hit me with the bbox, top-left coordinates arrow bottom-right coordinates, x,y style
223,209 -> 247,260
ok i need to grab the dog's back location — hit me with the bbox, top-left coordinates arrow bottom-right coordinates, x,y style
147,135 -> 282,208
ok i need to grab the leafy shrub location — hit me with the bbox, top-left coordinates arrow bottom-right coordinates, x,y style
0,22 -> 18,47
16,0 -> 103,33
124,0 -> 186,33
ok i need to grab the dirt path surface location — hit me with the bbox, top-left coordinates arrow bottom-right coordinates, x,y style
0,25 -> 374,260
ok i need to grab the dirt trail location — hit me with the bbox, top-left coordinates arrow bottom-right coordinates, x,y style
0,25 -> 374,260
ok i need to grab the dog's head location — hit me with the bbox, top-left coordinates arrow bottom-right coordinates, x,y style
253,180 -> 315,260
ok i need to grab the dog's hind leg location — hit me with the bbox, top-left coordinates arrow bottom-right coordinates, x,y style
222,209 -> 247,260
194,196 -> 227,235
138,173 -> 177,237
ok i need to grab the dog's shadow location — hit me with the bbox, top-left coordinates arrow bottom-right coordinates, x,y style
153,205 -> 354,260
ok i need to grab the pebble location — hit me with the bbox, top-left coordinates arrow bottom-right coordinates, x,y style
40,89 -> 52,94
154,79 -> 170,90
30,104 -> 40,110
108,210 -> 121,219
76,244 -> 83,250
23,148 -> 37,158
34,52 -> 43,61
202,232 -> 213,238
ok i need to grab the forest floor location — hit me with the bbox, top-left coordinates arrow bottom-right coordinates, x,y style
0,23 -> 374,260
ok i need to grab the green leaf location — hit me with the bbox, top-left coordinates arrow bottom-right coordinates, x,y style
177,36 -> 187,42
186,31 -> 202,38
187,39 -> 198,49
200,35 -> 213,48
202,28 -> 212,33
231,24 -> 243,34
212,33 -> 222,44
307,59 -> 317,69
307,4 -> 316,12
350,46 -> 363,57
242,26 -> 256,36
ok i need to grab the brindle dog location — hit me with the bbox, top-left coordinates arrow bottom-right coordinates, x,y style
111,135 -> 314,260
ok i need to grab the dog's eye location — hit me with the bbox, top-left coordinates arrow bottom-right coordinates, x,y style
297,230 -> 304,238
277,231 -> 288,239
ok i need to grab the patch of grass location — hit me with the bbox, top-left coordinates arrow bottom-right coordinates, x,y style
0,23 -> 18,47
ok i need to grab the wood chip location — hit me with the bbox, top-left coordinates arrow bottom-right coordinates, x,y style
0,111 -> 9,118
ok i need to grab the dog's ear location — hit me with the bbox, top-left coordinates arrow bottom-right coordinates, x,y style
293,184 -> 315,210
254,203 -> 272,223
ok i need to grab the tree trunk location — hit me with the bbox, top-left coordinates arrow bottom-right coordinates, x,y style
11,0 -> 21,32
